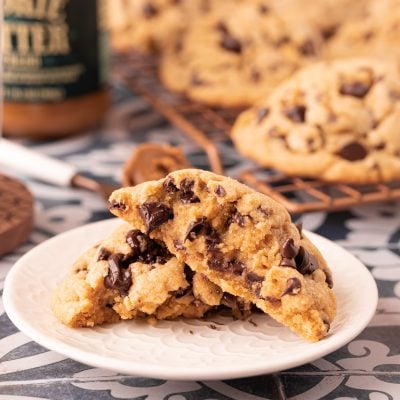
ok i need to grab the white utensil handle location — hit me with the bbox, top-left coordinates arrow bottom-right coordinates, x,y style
0,138 -> 77,187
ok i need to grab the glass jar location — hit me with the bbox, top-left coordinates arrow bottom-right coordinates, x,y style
2,0 -> 110,139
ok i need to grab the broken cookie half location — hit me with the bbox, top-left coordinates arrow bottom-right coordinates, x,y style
52,223 -> 252,328
109,169 -> 336,342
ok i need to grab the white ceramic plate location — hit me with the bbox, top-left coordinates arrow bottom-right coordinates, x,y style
3,218 -> 378,381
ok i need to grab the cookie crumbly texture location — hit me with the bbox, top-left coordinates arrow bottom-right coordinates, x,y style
231,58 -> 400,183
52,223 -> 251,328
109,169 -> 336,342
160,0 -> 323,107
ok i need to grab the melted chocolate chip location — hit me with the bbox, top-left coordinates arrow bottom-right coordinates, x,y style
184,217 -> 208,241
321,25 -> 337,40
109,200 -> 126,211
220,35 -> 242,53
227,259 -> 245,275
283,105 -> 306,123
207,253 -> 225,271
139,202 -> 173,233
281,238 -> 298,259
281,277 -> 302,296
163,177 -> 178,193
180,179 -> 200,203
215,21 -> 228,34
374,142 -> 386,150
228,210 -> 245,227
295,246 -> 318,275
259,4 -> 269,13
205,227 -> 222,252
246,271 -> 264,283
104,254 -> 132,296
336,141 -> 368,161
340,82 -> 371,98
126,230 -> 150,254
97,247 -> 111,261
215,185 -> 226,197
298,39 -> 316,56
256,107 -> 270,123
143,2 -> 158,18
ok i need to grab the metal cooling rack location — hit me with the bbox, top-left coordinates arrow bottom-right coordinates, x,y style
113,51 -> 400,214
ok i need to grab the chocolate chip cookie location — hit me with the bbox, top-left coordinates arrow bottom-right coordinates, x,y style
326,0 -> 400,64
160,0 -> 323,107
231,58 -> 400,183
109,0 -> 212,53
109,169 -> 336,341
52,223 -> 252,327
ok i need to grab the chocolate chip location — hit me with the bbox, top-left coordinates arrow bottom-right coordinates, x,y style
281,238 -> 298,259
336,141 -> 368,161
228,210 -> 245,227
215,21 -> 228,34
246,271 -> 264,283
280,257 -> 297,268
207,253 -> 225,271
184,217 -> 208,242
163,177 -> 178,193
321,25 -> 337,40
179,179 -> 200,204
143,2 -> 158,18
259,4 -> 269,13
374,142 -> 386,150
227,259 -> 245,275
256,107 -> 270,123
295,247 -> 318,275
215,185 -> 226,197
298,39 -> 316,56
104,254 -> 132,296
109,200 -> 126,211
139,202 -> 173,233
97,247 -> 110,261
283,105 -> 306,123
220,35 -> 242,53
281,277 -> 302,296
221,293 -> 237,308
340,82 -> 371,98
205,227 -> 222,252
126,230 -> 150,254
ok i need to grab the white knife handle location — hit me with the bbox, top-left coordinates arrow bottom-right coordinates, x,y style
0,138 -> 77,187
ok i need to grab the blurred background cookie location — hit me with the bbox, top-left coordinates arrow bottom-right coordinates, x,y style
231,58 -> 400,183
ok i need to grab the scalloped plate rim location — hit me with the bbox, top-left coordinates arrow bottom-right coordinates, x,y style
3,218 -> 378,380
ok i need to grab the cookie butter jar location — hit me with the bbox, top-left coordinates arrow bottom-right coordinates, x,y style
2,0 -> 109,138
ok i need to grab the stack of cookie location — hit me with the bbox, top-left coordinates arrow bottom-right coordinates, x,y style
109,0 -> 400,183
53,170 -> 336,342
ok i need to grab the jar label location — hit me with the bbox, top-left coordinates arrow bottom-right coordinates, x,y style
3,0 -> 108,103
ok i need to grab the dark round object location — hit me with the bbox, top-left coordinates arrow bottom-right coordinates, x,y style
0,174 -> 34,257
